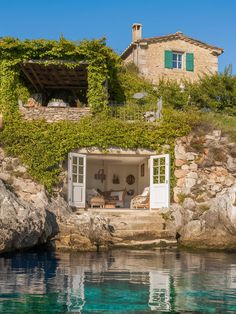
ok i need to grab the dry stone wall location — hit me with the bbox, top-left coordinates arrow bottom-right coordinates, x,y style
20,107 -> 91,122
174,130 -> 236,210
164,130 -> 236,249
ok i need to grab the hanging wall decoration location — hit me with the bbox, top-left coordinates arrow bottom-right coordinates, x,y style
112,174 -> 120,184
94,169 -> 106,183
141,163 -> 145,177
126,174 -> 135,185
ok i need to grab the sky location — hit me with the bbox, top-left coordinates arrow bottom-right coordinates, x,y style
0,0 -> 235,73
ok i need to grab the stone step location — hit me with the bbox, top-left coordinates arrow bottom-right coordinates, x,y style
114,229 -> 173,241
113,238 -> 177,249
85,209 -> 173,247
107,214 -> 164,220
112,222 -> 165,231
97,213 -> 164,222
89,209 -> 164,217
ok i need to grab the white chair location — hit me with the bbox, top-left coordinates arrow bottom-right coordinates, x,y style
130,187 -> 150,209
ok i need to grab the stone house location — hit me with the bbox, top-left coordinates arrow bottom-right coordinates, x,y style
121,24 -> 224,83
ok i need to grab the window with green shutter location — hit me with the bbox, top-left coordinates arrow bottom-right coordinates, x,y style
186,53 -> 194,71
164,50 -> 173,69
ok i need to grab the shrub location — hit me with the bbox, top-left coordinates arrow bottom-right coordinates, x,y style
0,108 -> 200,191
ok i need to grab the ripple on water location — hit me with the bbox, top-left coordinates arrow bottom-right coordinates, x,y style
0,249 -> 236,313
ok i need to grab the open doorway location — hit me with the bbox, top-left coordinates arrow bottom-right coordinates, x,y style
68,151 -> 170,210
86,154 -> 149,209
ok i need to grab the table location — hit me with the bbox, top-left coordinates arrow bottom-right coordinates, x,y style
104,201 -> 116,209
90,196 -> 105,208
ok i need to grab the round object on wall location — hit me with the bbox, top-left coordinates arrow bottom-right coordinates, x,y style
126,174 -> 135,185
127,189 -> 134,196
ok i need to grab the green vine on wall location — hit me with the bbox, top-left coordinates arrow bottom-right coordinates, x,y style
0,36 -> 201,194
0,37 -> 120,115
0,109 -> 200,191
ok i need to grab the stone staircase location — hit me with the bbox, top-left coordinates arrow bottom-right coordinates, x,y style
90,209 -> 177,248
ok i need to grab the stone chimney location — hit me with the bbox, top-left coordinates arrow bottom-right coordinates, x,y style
132,23 -> 142,42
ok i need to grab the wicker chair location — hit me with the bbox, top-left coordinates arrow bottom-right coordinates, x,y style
130,187 -> 150,209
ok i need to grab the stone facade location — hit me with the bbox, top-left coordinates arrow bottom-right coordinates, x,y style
122,26 -> 223,83
20,107 -> 91,122
125,39 -> 219,83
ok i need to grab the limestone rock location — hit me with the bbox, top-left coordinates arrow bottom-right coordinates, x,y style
175,159 -> 186,167
174,130 -> 236,212
182,197 -> 196,211
54,213 -> 114,251
181,164 -> 189,170
174,169 -> 189,179
175,185 -> 236,249
175,142 -> 187,160
180,220 -> 203,240
189,163 -> 198,171
0,179 -> 57,253
227,156 -> 236,172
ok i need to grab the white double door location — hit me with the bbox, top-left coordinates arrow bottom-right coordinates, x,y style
68,153 -> 170,209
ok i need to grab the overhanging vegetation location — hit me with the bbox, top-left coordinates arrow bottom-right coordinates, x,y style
0,36 -> 235,191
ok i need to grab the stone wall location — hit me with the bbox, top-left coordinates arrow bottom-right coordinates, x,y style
0,147 -> 46,205
168,130 -> 236,249
20,107 -> 91,122
124,39 -> 219,83
174,130 -> 236,209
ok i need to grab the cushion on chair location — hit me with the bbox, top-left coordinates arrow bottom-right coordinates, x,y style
141,187 -> 150,197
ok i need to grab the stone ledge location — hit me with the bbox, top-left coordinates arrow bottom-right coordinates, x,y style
20,106 -> 91,122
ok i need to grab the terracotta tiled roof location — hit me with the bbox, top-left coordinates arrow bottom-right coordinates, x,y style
121,32 -> 224,59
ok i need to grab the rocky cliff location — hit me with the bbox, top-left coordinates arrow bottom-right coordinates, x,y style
0,147 -> 113,253
0,126 -> 236,252
168,129 -> 236,249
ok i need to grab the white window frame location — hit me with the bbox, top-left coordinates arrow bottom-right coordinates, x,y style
172,52 -> 183,69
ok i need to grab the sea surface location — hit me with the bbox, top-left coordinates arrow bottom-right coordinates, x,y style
0,248 -> 236,313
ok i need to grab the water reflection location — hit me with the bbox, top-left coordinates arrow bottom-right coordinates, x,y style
0,249 -> 236,313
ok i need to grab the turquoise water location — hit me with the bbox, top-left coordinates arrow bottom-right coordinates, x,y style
0,249 -> 236,313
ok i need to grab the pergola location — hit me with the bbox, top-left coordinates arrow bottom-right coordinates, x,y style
21,60 -> 88,105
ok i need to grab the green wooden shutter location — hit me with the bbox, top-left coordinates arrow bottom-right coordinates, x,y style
164,50 -> 173,69
186,53 -> 194,71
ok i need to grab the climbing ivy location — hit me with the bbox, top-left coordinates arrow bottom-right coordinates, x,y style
0,36 -> 201,194
0,109 -> 200,191
0,37 -> 120,115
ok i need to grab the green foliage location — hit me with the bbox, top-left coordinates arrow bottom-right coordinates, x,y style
204,112 -> 236,141
111,103 -> 157,121
0,60 -> 19,118
177,193 -> 188,204
111,64 -> 236,116
111,63 -> 158,105
0,37 -> 120,114
189,66 -> 236,115
155,66 -> 236,115
0,109 -> 200,191
157,79 -> 190,110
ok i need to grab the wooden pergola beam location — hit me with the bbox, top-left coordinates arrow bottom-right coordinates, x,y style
21,65 -> 40,92
27,64 -> 44,90
21,61 -> 88,91
45,86 -> 88,89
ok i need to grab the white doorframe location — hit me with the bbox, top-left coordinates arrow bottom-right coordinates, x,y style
68,152 -> 87,208
150,154 -> 170,209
